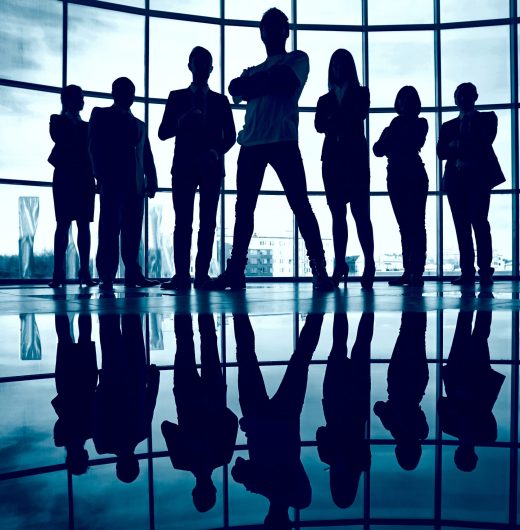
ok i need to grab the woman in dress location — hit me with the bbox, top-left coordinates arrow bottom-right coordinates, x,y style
315,49 -> 375,288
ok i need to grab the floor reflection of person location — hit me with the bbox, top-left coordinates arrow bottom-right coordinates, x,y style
93,314 -> 159,483
438,311 -> 504,472
316,312 -> 373,508
231,313 -> 323,530
373,312 -> 429,470
51,314 -> 98,475
162,314 -> 238,512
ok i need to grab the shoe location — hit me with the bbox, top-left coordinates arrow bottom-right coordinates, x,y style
361,261 -> 376,290
408,273 -> 424,287
388,272 -> 410,286
202,259 -> 246,291
124,276 -> 160,288
309,258 -> 335,292
48,278 -> 65,288
480,275 -> 494,287
193,275 -> 210,290
99,280 -> 114,291
451,275 -> 475,286
78,269 -> 98,288
331,262 -> 349,287
160,275 -> 191,291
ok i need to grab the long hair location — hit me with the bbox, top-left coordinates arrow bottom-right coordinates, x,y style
328,49 -> 360,91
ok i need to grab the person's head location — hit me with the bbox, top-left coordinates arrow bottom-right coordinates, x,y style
192,475 -> 217,512
230,456 -> 250,485
260,8 -> 289,51
328,48 -> 360,90
112,77 -> 135,110
116,453 -> 140,483
66,447 -> 89,476
454,445 -> 478,472
329,463 -> 361,508
454,82 -> 478,112
395,85 -> 421,117
61,84 -> 84,114
188,46 -> 213,85
395,440 -> 422,471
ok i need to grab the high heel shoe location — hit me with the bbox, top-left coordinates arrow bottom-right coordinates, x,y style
360,261 -> 376,290
78,269 -> 98,288
331,262 -> 349,287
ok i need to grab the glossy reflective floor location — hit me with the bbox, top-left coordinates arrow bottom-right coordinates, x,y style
0,283 -> 519,529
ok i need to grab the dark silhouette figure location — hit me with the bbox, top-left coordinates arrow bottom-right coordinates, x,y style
437,82 -> 505,286
316,312 -> 374,508
93,314 -> 159,483
205,8 -> 333,292
159,47 -> 236,291
373,312 -> 429,470
51,314 -> 98,475
373,86 -> 429,287
89,77 -> 159,291
315,49 -> 375,289
438,311 -> 504,472
231,312 -> 324,529
48,85 -> 96,288
161,314 -> 238,512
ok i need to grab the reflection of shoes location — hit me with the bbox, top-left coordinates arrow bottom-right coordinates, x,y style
193,275 -> 210,290
388,273 -> 410,286
331,262 -> 349,287
480,275 -> 494,287
451,275 -> 475,286
160,275 -> 191,290
125,276 -> 160,288
99,280 -> 114,291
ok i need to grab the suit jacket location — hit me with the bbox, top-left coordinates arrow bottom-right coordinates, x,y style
437,110 -> 505,192
88,105 -> 158,196
158,87 -> 236,177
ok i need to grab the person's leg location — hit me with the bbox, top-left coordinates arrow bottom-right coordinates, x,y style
447,188 -> 475,280
96,191 -> 122,283
121,193 -> 145,281
388,184 -> 410,276
350,193 -> 375,287
77,220 -> 93,279
195,172 -> 222,281
409,185 -> 428,279
52,220 -> 71,282
470,190 -> 493,280
198,314 -> 226,406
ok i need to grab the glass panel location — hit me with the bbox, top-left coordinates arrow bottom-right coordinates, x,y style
68,4 -> 145,96
0,0 -> 62,86
149,17 -> 221,99
441,26 -> 510,106
225,0 -> 291,22
151,0 -> 219,17
369,111 -> 437,192
299,111 -> 325,192
442,0 -> 509,22
369,0 -> 433,25
297,0 -> 361,25
369,31 -> 435,108
148,102 -> 176,189
297,30 -> 363,108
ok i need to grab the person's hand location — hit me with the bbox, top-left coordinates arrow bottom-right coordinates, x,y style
146,187 -> 157,199
178,107 -> 203,128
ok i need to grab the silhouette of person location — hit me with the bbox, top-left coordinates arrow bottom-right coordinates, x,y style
315,49 -> 375,289
231,312 -> 323,529
205,8 -> 334,292
161,314 -> 238,512
89,77 -> 159,291
373,312 -> 429,470
93,314 -> 160,483
48,85 -> 96,288
373,86 -> 429,287
437,82 -> 505,286
316,312 -> 374,508
438,311 -> 504,472
51,314 -> 98,475
159,47 -> 236,291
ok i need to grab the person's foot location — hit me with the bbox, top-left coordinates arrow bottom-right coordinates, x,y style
408,273 -> 424,287
451,275 -> 475,286
48,278 -> 65,288
309,258 -> 335,292
193,275 -> 210,290
160,275 -> 191,291
99,279 -> 114,291
480,275 -> 494,287
331,262 -> 349,287
388,272 -> 410,286
125,276 -> 160,288
361,261 -> 376,290
201,259 -> 246,291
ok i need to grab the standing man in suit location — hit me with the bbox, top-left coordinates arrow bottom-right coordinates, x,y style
159,47 -> 236,290
89,77 -> 159,290
205,8 -> 334,292
437,83 -> 505,286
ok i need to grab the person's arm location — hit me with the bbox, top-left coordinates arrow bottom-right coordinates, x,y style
373,126 -> 391,157
436,122 -> 456,161
314,95 -> 336,135
146,364 -> 160,422
49,114 -> 64,143
158,92 -> 178,141
353,86 -> 370,121
476,111 -> 498,146
143,135 -> 158,198
88,107 -> 105,181
220,96 -> 237,156
414,117 -> 429,152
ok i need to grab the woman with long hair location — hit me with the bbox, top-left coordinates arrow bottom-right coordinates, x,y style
373,86 -> 428,286
315,49 -> 375,289
48,85 -> 96,287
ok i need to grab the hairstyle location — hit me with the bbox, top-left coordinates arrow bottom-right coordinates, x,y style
260,7 -> 289,33
189,46 -> 212,65
454,82 -> 478,102
328,48 -> 360,91
112,76 -> 135,94
395,85 -> 422,116
60,84 -> 82,106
